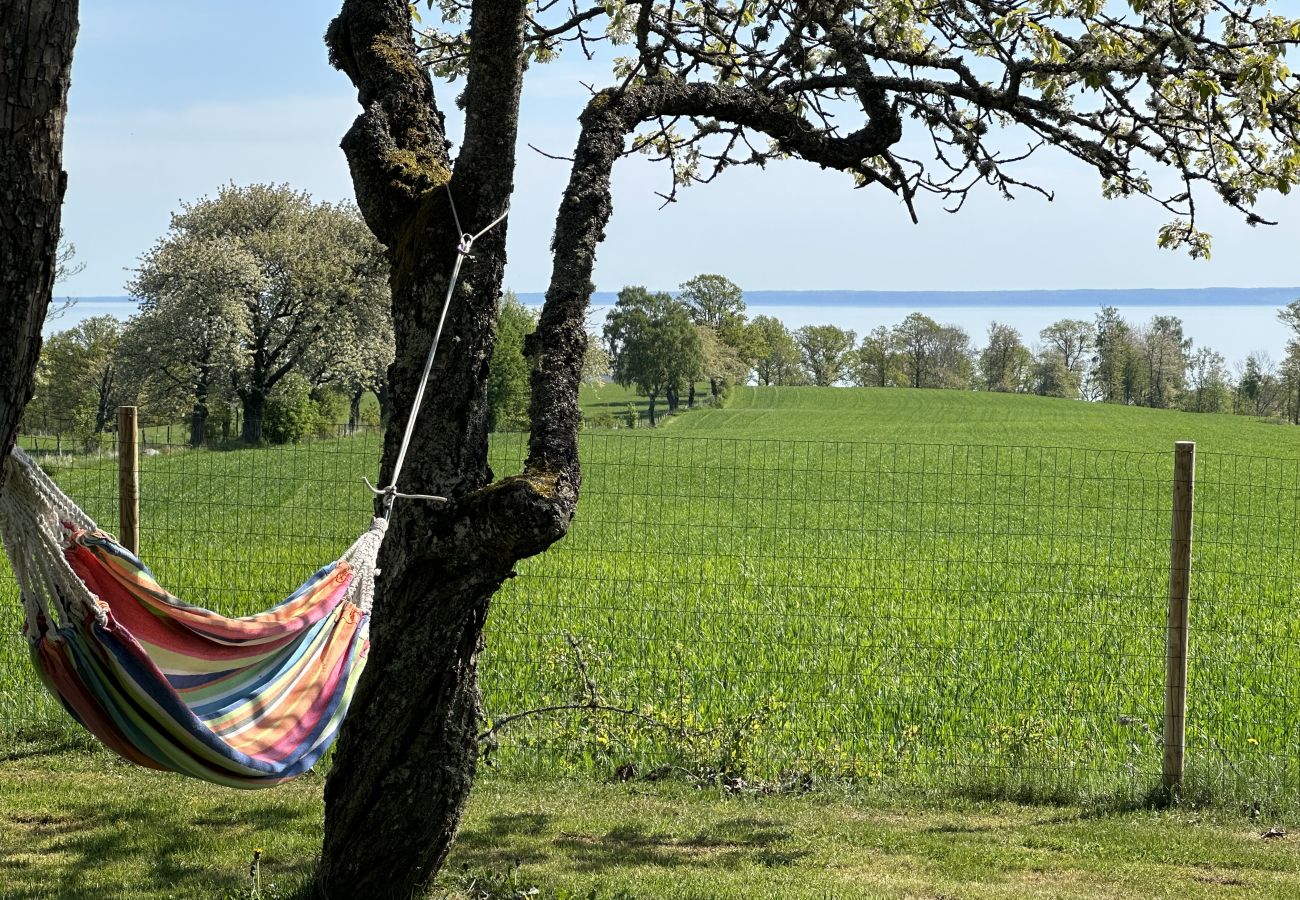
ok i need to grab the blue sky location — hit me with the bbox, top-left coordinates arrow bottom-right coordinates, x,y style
60,1 -> 1300,298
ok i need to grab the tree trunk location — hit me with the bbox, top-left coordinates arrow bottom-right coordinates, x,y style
689,380 -> 696,407
241,390 -> 265,443
647,394 -> 657,426
376,379 -> 391,428
316,3 -> 541,896
313,3 -> 911,893
189,403 -> 208,448
94,366 -> 115,434
348,387 -> 362,432
0,1 -> 79,473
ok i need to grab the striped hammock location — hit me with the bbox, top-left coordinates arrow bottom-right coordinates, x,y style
0,447 -> 384,788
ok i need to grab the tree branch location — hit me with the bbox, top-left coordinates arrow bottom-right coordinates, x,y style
326,0 -> 452,245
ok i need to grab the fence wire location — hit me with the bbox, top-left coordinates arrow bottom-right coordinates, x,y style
0,427 -> 1295,806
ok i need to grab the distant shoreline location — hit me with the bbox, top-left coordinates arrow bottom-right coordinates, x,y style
531,287 -> 1300,308
65,286 -> 1300,311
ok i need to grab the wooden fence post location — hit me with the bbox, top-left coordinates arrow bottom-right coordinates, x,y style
1163,440 -> 1195,795
117,406 -> 140,555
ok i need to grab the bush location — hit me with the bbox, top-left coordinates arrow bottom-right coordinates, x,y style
263,374 -> 325,444
581,410 -> 616,429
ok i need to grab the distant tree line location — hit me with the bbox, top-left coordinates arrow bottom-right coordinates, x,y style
28,216 -> 1300,446
594,274 -> 1300,424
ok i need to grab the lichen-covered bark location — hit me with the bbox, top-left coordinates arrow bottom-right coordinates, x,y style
0,1 -> 79,483
315,2 -> 543,897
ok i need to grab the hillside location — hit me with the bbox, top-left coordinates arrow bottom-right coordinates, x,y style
657,385 -> 1300,455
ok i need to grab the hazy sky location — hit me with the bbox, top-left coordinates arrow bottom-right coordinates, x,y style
60,1 -> 1300,298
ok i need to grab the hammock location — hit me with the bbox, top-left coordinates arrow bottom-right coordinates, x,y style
0,447 -> 385,788
0,190 -> 506,788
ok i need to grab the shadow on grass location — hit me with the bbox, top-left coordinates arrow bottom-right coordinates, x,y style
0,789 -> 317,900
0,737 -> 98,764
454,814 -> 809,876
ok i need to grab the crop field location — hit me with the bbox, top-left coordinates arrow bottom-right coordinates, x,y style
3,388 -> 1300,809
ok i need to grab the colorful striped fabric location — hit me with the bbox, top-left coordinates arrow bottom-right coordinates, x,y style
26,527 -> 370,789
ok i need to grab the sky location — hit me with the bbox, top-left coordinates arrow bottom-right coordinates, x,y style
59,1 -> 1300,301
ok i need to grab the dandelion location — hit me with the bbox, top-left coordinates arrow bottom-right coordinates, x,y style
249,847 -> 264,898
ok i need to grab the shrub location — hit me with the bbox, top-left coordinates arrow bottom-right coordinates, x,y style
263,374 -> 325,444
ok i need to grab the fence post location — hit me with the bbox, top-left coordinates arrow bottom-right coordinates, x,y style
117,406 -> 140,555
1163,440 -> 1195,795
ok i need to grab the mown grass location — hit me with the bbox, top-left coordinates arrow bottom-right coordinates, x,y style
5,745 -> 1300,899
3,388 -> 1300,811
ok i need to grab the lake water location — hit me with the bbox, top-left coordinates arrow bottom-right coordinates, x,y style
53,290 -> 1299,371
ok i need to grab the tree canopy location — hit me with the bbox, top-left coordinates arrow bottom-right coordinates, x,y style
795,324 -> 857,386
126,184 -> 390,443
604,286 -> 703,423
25,315 -> 121,444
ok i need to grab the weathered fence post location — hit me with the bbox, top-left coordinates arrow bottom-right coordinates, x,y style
1163,440 -> 1195,795
117,406 -> 140,555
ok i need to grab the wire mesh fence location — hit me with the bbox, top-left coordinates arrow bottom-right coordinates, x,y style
2,423 -> 1299,807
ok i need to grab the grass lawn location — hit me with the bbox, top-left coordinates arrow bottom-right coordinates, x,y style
4,744 -> 1300,899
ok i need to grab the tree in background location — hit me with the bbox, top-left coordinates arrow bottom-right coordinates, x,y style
679,273 -> 745,335
696,325 -> 749,403
336,314 -> 395,431
26,316 -> 122,445
1038,319 -> 1094,399
1141,315 -> 1189,409
796,325 -> 856,386
931,324 -> 974,390
604,287 -> 702,424
749,315 -> 805,386
43,234 -> 86,323
894,313 -> 942,389
121,236 -> 260,446
1235,353 -> 1283,418
487,291 -> 536,431
679,274 -> 749,400
979,322 -> 1030,392
1282,350 -> 1300,425
1092,307 -> 1145,405
581,339 -> 612,387
1277,301 -> 1300,423
1030,349 -> 1076,399
130,184 -> 389,443
853,325 -> 900,388
1183,348 -> 1231,414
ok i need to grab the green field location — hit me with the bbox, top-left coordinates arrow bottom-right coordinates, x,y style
4,387 -> 1300,810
